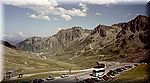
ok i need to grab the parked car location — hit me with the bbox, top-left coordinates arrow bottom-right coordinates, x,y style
113,70 -> 120,74
115,68 -> 123,73
83,78 -> 95,83
91,77 -> 102,82
107,70 -> 115,76
46,76 -> 55,80
134,64 -> 138,66
125,65 -> 132,69
61,73 -> 69,78
98,77 -> 104,81
120,67 -> 127,70
102,75 -> 111,81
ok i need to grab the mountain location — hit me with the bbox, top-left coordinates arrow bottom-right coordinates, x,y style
62,24 -> 121,56
16,27 -> 92,54
1,41 -> 16,49
16,15 -> 150,63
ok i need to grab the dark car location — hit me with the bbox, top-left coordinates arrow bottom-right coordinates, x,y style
91,77 -> 102,82
107,70 -> 116,76
102,75 -> 111,81
134,64 -> 138,66
115,68 -> 123,73
83,78 -> 95,83
125,65 -> 132,69
121,67 -> 127,70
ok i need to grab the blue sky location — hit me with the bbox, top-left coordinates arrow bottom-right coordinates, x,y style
3,0 -> 147,37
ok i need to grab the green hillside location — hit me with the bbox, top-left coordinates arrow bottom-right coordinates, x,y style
106,64 -> 149,83
3,46 -> 81,75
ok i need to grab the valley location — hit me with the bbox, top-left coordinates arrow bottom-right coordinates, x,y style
1,15 -> 150,83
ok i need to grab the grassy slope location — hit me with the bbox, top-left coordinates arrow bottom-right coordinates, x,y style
108,64 -> 150,83
3,46 -> 80,74
50,53 -> 118,69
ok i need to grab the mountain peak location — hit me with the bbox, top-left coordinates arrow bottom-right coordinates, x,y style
72,26 -> 82,29
135,15 -> 147,19
130,15 -> 148,24
90,24 -> 112,37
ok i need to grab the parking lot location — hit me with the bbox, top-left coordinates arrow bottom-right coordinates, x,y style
29,62 -> 138,83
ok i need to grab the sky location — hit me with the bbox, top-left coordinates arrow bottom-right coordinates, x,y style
2,0 -> 148,38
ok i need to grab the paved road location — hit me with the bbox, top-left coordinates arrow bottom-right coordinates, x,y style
10,69 -> 92,80
43,62 -> 135,83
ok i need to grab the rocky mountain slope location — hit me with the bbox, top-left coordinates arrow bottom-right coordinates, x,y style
16,15 -> 150,63
17,27 -> 91,54
105,15 -> 150,62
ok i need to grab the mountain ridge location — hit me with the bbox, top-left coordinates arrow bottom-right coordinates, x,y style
16,15 -> 150,63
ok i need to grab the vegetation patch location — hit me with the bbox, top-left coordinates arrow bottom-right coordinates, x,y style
107,64 -> 149,83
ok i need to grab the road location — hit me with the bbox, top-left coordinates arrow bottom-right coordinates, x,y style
10,69 -> 92,80
9,61 -> 135,83
43,62 -> 135,83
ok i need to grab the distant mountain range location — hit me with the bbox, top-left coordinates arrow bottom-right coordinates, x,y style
15,15 -> 150,63
4,32 -> 27,45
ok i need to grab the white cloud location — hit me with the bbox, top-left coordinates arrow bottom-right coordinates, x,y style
2,0 -> 58,7
67,8 -> 87,16
55,7 -> 87,16
96,12 -> 101,16
3,0 -> 135,21
60,14 -> 72,21
52,6 -> 87,21
79,3 -> 88,12
79,3 -> 86,7
4,34 -> 14,37
28,14 -> 51,21
2,0 -> 88,21
17,32 -> 26,37
53,18 -> 62,21
82,0 -> 133,5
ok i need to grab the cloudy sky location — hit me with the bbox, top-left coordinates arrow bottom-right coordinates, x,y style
2,0 -> 147,38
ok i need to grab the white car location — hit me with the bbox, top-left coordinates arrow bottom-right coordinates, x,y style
46,76 -> 55,80
61,74 -> 69,78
